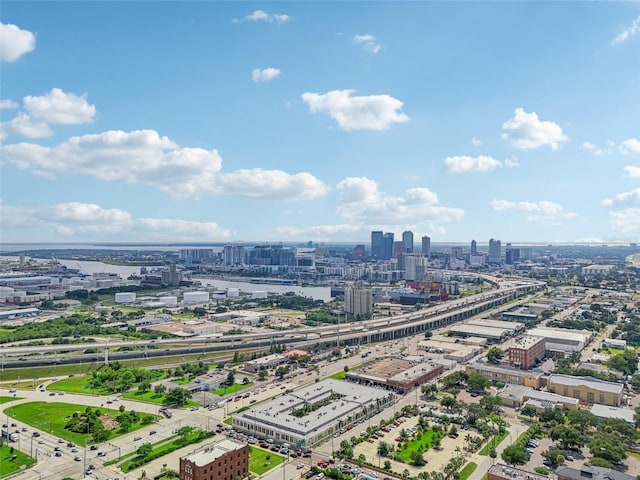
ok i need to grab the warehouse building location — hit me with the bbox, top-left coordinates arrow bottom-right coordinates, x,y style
466,318 -> 525,335
527,327 -> 592,356
232,379 -> 395,446
448,324 -> 512,341
547,374 -> 623,406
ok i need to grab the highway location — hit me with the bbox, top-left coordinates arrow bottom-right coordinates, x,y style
0,276 -> 545,369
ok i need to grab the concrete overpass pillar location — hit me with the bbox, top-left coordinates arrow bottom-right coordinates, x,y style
104,346 -> 109,365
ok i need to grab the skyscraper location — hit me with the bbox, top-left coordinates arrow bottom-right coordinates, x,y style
488,238 -> 502,264
383,232 -> 394,260
471,240 -> 477,255
344,285 -> 373,319
505,243 -> 520,264
421,235 -> 431,258
371,231 -> 384,259
392,241 -> 405,259
402,231 -> 414,253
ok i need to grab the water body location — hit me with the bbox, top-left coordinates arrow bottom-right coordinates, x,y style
54,259 -> 332,302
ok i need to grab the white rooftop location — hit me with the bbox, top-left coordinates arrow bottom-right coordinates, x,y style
182,438 -> 245,466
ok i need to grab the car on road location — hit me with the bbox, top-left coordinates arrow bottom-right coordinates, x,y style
10,423 -> 16,427
58,438 -> 64,443
150,431 -> 157,435
71,448 -> 79,453
74,456 -> 82,462
49,392 -> 56,396
297,463 -> 305,469
32,432 -> 40,437
55,447 -> 61,452
55,451 -> 62,457
97,451 -> 106,457
134,436 -> 142,441
90,445 -> 98,450
566,455 -> 574,461
38,439 -> 44,444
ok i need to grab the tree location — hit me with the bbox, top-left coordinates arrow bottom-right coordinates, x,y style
357,453 -> 366,468
377,441 -> 391,457
487,347 -> 505,364
154,384 -> 166,395
501,444 -> 529,465
421,383 -> 438,399
138,381 -> 151,393
607,349 -> 638,375
119,404 -> 126,413
550,425 -> 584,450
258,368 -> 268,381
242,377 -> 250,385
565,408 -> 597,428
383,460 -> 392,471
164,387 -> 192,407
344,365 -> 349,373
520,405 -> 537,419
137,443 -> 153,457
441,396 -> 457,411
467,372 -> 491,393
589,432 -> 628,464
226,371 -> 235,386
410,450 -> 426,466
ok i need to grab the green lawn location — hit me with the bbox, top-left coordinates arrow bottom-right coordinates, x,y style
478,430 -> 509,455
48,375 -> 110,395
459,462 -> 477,480
121,390 -> 200,408
330,371 -> 346,380
248,446 -> 285,475
213,382 -> 253,396
4,402 -> 157,446
0,396 -> 20,404
0,444 -> 35,478
397,430 -> 438,462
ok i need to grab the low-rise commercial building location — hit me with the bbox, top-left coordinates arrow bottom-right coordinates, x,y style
243,353 -> 286,373
507,336 -> 546,370
179,438 -> 248,480
488,464 -> 547,480
345,357 -> 443,393
527,327 -> 592,356
547,374 -> 623,406
232,379 -> 395,446
556,466 -> 634,480
466,362 -> 542,388
590,404 -> 635,424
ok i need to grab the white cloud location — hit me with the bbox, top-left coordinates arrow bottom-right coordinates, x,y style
0,112 -> 53,140
580,141 -> 607,156
1,88 -> 96,140
504,157 -> 520,168
625,166 -> 640,178
0,99 -> 18,109
301,89 -> 409,131
619,138 -> 640,154
0,129 -> 328,200
353,34 -> 381,53
238,10 -> 291,24
0,201 -> 230,241
612,15 -> 640,45
602,188 -> 640,209
216,168 -> 329,200
602,187 -> 640,234
252,67 -> 281,82
490,199 -> 575,224
336,177 -> 463,225
0,23 -> 36,62
24,88 -> 96,125
471,137 -> 482,147
501,108 -> 569,150
275,224 -> 363,240
444,155 -> 502,174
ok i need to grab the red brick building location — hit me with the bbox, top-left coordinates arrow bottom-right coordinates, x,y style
179,438 -> 248,480
508,335 -> 545,370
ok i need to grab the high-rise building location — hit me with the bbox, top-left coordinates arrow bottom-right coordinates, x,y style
344,285 -> 373,319
392,241 -> 405,259
383,232 -> 394,260
179,438 -> 248,480
161,263 -> 182,287
505,243 -> 520,264
405,254 -> 429,281
471,240 -> 477,255
222,245 -> 245,266
421,236 -> 431,258
488,239 -> 502,264
402,231 -> 414,253
371,231 -> 384,259
451,247 -> 463,260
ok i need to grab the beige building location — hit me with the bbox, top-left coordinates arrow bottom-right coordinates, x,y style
465,362 -> 542,388
547,374 -> 623,406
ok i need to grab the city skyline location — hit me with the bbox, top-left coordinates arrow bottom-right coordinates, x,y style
1,3 -> 640,244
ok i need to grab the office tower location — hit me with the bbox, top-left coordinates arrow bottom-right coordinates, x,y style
488,238 -> 502,264
222,245 -> 245,266
402,230 -> 414,253
505,243 -> 520,264
392,241 -> 406,259
451,247 -> 463,260
371,231 -> 384,259
421,235 -> 431,258
520,247 -> 532,261
383,232 -> 394,260
344,285 -> 373,319
471,240 -> 477,255
405,254 -> 429,281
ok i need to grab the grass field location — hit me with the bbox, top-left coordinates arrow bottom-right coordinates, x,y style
0,396 -> 21,404
213,382 -> 253,396
478,430 -> 509,455
48,375 -> 110,395
0,444 -> 35,478
397,430 -> 438,462
121,390 -> 200,408
248,446 -> 285,475
459,462 -> 477,480
4,401 -> 156,446
330,371 -> 346,380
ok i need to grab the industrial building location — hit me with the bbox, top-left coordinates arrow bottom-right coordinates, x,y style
466,362 -> 543,387
448,324 -> 512,341
243,354 -> 287,373
603,338 -> 627,349
556,466 -> 635,480
547,374 -> 623,406
345,357 -> 443,393
590,404 -> 635,424
232,379 -> 395,446
179,438 -> 248,480
466,318 -> 525,335
527,327 -> 592,356
507,335 -> 546,370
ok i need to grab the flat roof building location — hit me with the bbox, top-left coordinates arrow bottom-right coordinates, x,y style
489,464 -> 547,480
590,404 -> 635,424
556,466 -> 635,480
507,335 -> 546,370
466,362 -> 542,388
179,438 -> 248,480
547,374 -> 623,406
448,324 -> 511,340
232,379 -> 395,447
243,353 -> 286,373
466,319 -> 525,334
346,357 -> 443,393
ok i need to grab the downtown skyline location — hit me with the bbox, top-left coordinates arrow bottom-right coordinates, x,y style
1,2 -> 640,245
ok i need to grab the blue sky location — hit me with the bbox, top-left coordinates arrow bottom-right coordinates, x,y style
1,2 -> 640,245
